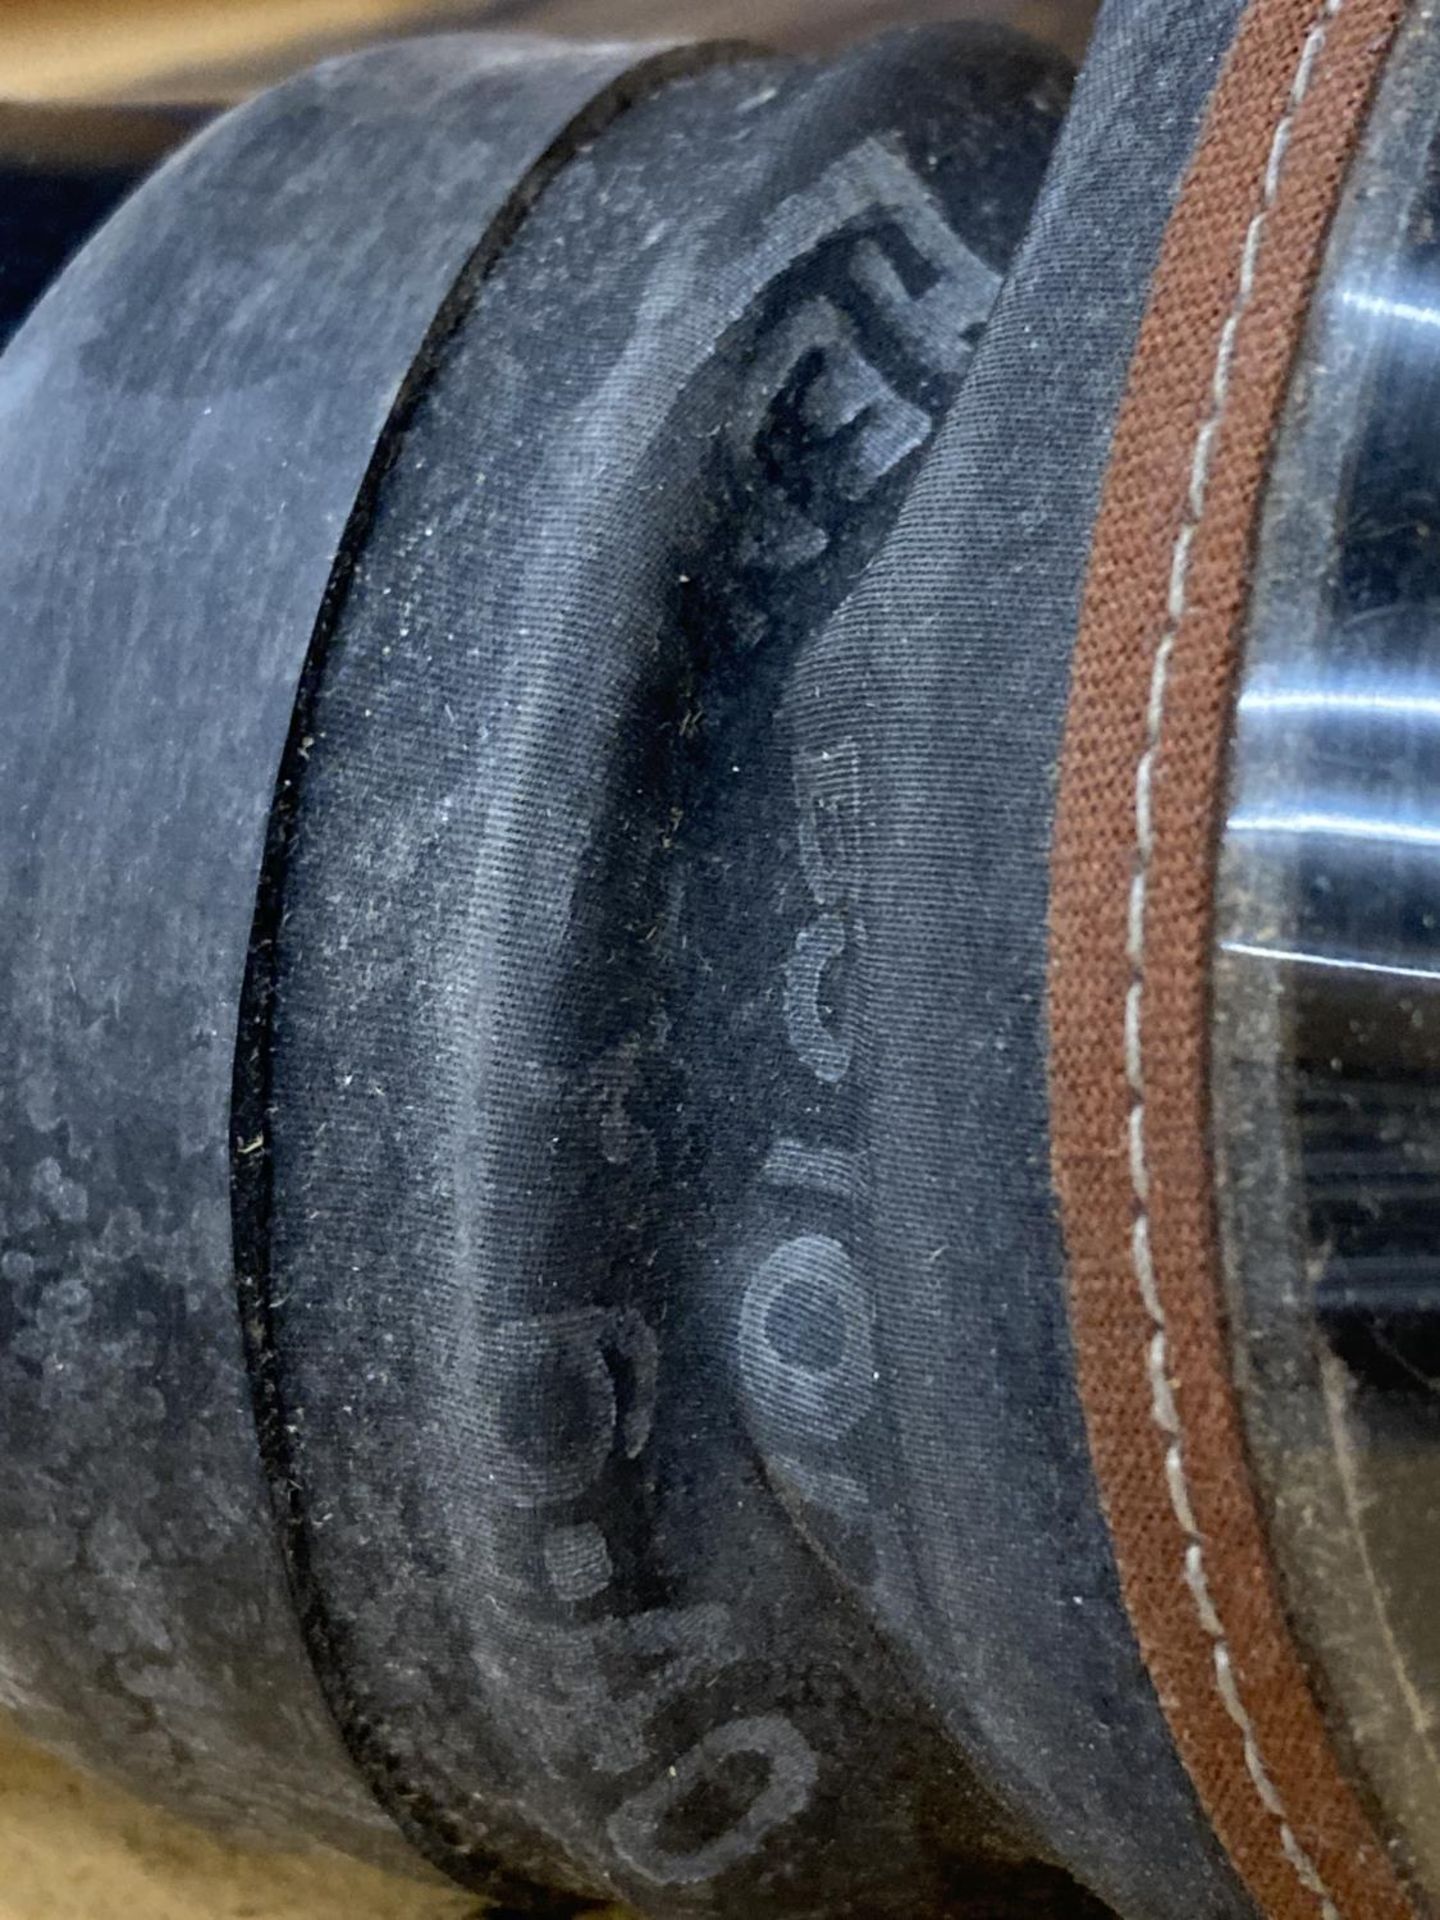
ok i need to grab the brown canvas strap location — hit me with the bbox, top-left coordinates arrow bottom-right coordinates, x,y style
1049,0 -> 1418,1915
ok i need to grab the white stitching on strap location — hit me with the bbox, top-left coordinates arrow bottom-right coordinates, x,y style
1126,4 -> 1346,1913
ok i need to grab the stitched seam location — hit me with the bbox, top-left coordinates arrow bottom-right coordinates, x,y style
1126,4 -> 1346,1916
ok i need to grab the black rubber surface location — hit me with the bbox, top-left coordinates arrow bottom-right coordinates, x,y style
252,24 -> 1089,1917
0,32 -> 720,1884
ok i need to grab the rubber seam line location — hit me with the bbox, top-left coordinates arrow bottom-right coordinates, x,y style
1124,3 -> 1345,1915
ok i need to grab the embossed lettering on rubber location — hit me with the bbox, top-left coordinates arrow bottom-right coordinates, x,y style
249,29 -> 1084,1916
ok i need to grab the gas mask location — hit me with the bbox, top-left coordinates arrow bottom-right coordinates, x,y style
0,5 -> 1431,1917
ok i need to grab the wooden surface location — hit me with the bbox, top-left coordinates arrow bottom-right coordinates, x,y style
0,1730 -> 477,1920
0,0 -> 449,99
0,0 -> 1096,99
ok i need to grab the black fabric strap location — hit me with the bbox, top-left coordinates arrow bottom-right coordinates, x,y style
802,1 -> 1258,1915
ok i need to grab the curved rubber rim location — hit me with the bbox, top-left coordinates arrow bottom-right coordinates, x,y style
0,32 -> 719,1881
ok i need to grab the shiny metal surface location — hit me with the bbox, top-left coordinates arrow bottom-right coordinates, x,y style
1216,0 -> 1440,1889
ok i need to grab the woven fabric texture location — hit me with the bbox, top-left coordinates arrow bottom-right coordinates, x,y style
1050,1 -> 1415,1916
